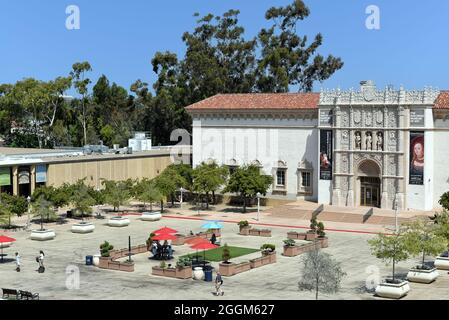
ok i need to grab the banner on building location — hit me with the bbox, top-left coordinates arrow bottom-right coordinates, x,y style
18,168 -> 30,185
0,167 -> 11,186
409,132 -> 424,185
320,130 -> 333,180
36,165 -> 47,183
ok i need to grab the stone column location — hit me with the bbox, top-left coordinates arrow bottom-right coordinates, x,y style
12,166 -> 18,196
395,106 -> 406,210
347,107 -> 354,207
30,165 -> 36,195
331,106 -> 342,206
381,107 -> 389,209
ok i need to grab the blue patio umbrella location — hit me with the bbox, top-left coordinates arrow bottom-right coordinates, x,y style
201,221 -> 223,229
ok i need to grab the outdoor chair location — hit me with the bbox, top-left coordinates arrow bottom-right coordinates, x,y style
19,290 -> 39,300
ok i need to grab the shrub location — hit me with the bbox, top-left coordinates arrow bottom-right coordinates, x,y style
222,243 -> 231,263
310,218 -> 318,231
260,244 -> 276,253
160,261 -> 167,269
317,222 -> 326,238
283,239 -> 296,247
176,257 -> 192,268
100,241 -> 114,257
146,232 -> 156,249
238,220 -> 249,228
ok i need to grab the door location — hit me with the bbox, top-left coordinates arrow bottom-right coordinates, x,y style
360,177 -> 380,208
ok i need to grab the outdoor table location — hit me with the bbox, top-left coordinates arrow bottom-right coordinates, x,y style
0,253 -> 7,263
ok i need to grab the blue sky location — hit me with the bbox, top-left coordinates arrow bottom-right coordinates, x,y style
1,0 -> 448,95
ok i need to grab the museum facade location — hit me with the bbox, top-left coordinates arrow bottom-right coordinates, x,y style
187,81 -> 449,211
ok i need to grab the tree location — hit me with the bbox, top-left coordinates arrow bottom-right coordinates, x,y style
70,61 -> 92,146
134,178 -> 164,212
298,247 -> 346,300
101,180 -> 132,212
368,232 -> 409,283
431,210 -> 449,250
0,197 -> 14,228
32,196 -> 57,231
223,164 -> 273,213
192,161 -> 228,209
70,181 -> 96,220
439,192 -> 449,211
1,193 -> 27,217
32,185 -> 70,210
154,166 -> 188,210
402,218 -> 448,268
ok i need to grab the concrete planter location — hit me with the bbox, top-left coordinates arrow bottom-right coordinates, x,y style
108,217 -> 130,227
98,257 -> 110,268
407,267 -> 439,284
93,254 -> 101,266
239,226 -> 251,236
287,232 -> 307,241
30,229 -> 56,241
219,261 -> 251,276
318,237 -> 329,248
141,212 -> 162,221
375,280 -> 410,299
434,255 -> 449,270
71,222 -> 95,234
250,252 -> 276,268
193,267 -> 205,280
0,242 -> 12,249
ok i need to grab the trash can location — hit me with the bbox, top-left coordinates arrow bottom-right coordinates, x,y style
85,255 -> 93,266
204,266 -> 214,282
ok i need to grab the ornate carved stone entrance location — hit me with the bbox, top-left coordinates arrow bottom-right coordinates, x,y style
356,160 -> 381,208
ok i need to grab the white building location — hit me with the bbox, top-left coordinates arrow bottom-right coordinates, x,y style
187,81 -> 449,211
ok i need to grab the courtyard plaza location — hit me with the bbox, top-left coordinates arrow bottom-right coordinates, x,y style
0,202 -> 447,300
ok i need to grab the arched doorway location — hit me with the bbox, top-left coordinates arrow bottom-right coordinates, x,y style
357,160 -> 381,208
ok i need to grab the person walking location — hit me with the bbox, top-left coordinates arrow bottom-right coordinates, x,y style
15,252 -> 21,272
37,251 -> 45,273
214,271 -> 224,296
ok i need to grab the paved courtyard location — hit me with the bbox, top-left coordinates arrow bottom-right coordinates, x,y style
0,206 -> 448,300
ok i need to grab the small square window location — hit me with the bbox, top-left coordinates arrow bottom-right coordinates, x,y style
276,169 -> 286,187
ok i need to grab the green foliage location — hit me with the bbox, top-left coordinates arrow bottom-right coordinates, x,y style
1,193 -> 27,217
33,185 -> 70,209
100,241 -> 114,257
146,232 -> 156,249
0,198 -> 14,228
134,179 -> 163,211
69,179 -> 96,220
402,218 -> 448,268
159,261 -> 167,269
317,222 -> 326,238
223,164 -> 273,213
192,161 -> 228,209
284,239 -> 296,247
238,220 -> 249,228
432,210 -> 449,248
439,192 -> 449,211
176,257 -> 192,268
368,233 -> 409,281
31,195 -> 57,230
222,243 -> 231,263
101,179 -> 132,212
260,244 -> 276,253
310,218 -> 318,231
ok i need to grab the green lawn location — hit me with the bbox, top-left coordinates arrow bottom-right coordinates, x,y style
181,246 -> 259,262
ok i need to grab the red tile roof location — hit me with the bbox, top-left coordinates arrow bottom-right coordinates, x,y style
434,91 -> 449,109
185,93 -> 320,111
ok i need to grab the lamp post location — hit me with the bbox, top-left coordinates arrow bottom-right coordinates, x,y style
26,196 -> 31,230
179,187 -> 186,208
256,192 -> 261,221
394,199 -> 399,234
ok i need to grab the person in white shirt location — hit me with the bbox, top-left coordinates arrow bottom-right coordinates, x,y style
15,252 -> 20,272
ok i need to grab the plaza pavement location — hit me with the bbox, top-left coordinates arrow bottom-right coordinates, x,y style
0,204 -> 448,300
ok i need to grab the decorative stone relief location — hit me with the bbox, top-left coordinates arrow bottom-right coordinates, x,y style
365,111 -> 373,127
341,154 -> 349,173
341,130 -> 349,148
388,111 -> 397,127
365,132 -> 373,150
354,109 -> 361,125
388,156 -> 396,176
376,132 -> 383,151
376,108 -> 383,125
354,131 -> 362,150
341,111 -> 349,127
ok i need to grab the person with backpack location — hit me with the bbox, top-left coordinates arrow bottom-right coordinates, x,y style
214,271 -> 224,296
37,251 -> 45,273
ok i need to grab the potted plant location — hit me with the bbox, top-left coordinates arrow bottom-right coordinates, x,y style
432,210 -> 449,270
403,219 -> 447,283
283,239 -> 298,257
98,241 -> 114,268
260,244 -> 276,256
238,220 -> 250,235
30,196 -> 57,241
219,243 -> 235,276
306,218 -> 318,240
317,222 -> 328,248
175,257 -> 193,279
70,181 -> 96,234
368,232 -> 410,299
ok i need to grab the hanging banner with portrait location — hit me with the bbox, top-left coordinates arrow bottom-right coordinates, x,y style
320,130 -> 333,180
409,132 -> 424,185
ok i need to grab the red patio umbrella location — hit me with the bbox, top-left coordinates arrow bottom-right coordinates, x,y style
151,233 -> 178,241
153,227 -> 178,235
190,241 -> 219,263
0,235 -> 16,263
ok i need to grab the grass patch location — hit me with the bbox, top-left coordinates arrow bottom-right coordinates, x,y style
181,246 -> 259,262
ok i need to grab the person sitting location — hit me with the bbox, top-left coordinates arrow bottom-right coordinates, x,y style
189,230 -> 194,236
210,233 -> 217,245
167,245 -> 173,259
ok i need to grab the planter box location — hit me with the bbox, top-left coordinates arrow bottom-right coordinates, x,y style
407,267 -> 439,284
434,256 -> 449,270
71,222 -> 95,234
318,237 -> 329,248
30,229 -> 56,241
283,242 -> 321,257
259,230 -> 272,237
0,242 -> 12,249
305,231 -> 317,241
250,252 -> 276,268
287,232 -> 306,240
108,217 -> 130,227
175,266 -> 193,279
249,229 -> 260,236
239,226 -> 251,236
152,266 -> 165,276
375,281 -> 410,299
99,257 -> 110,269
119,263 -> 135,272
141,212 -> 162,221
219,262 -> 251,276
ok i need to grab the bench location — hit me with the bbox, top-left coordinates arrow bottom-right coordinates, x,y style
19,290 -> 39,300
2,288 -> 19,300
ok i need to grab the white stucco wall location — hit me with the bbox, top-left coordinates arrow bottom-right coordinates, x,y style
433,118 -> 449,208
192,115 -> 319,201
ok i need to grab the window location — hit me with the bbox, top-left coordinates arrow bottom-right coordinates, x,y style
301,172 -> 311,188
228,165 -> 238,176
276,169 -> 286,187
297,160 -> 313,195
